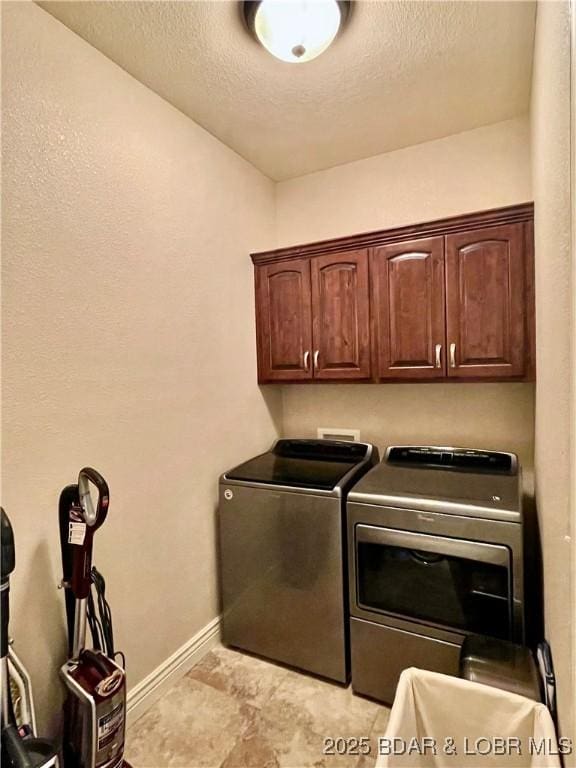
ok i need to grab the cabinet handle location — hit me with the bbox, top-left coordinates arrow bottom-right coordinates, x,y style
449,343 -> 457,368
313,350 -> 319,369
303,351 -> 310,370
435,344 -> 442,369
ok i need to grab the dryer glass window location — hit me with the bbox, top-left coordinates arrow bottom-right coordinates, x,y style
356,528 -> 511,639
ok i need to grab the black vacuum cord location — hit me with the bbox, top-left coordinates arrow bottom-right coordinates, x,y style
87,567 -> 125,669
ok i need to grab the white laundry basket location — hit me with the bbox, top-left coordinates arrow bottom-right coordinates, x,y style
375,668 -> 561,768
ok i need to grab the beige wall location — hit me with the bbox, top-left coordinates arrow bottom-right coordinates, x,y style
571,0 -> 576,745
276,116 -> 532,246
2,1 -> 281,732
282,384 -> 535,467
276,118 -> 535,468
530,0 -> 574,743
5,0 -> 568,743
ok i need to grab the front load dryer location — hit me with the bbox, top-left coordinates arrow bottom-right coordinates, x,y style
347,446 -> 525,703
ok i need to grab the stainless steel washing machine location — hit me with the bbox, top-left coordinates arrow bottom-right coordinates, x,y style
219,439 -> 378,683
347,446 -> 525,704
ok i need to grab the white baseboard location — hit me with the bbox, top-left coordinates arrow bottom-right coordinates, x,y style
126,616 -> 221,727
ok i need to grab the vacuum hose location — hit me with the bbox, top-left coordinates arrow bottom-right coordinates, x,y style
87,568 -> 117,661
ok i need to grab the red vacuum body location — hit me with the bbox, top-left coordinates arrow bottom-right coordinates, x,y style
59,469 -> 130,768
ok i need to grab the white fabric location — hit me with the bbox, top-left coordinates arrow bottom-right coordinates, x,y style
376,668 -> 560,768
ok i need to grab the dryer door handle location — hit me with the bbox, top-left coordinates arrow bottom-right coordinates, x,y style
355,525 -> 510,567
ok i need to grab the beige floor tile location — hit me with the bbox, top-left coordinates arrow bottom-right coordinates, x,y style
370,706 -> 391,739
263,669 -> 381,737
356,754 -> 377,768
126,674 -> 258,768
220,719 -> 280,768
127,645 -> 391,768
188,646 -> 288,709
233,670 -> 382,768
366,703 -> 392,764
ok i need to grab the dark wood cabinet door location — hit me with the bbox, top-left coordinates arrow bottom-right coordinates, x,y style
445,224 -> 526,379
372,237 -> 446,380
255,259 -> 313,382
310,250 -> 371,380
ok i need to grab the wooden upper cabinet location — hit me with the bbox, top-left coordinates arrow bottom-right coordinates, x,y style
311,250 -> 371,380
445,224 -> 526,379
255,258 -> 312,382
372,238 -> 446,380
251,204 -> 534,384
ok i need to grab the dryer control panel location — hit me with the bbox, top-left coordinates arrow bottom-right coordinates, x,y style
386,446 -> 517,475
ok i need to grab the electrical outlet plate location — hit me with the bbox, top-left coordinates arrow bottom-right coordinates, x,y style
317,427 -> 361,442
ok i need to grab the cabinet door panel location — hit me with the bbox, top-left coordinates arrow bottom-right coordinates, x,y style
446,224 -> 526,378
255,259 -> 312,382
373,238 -> 446,380
311,250 -> 371,380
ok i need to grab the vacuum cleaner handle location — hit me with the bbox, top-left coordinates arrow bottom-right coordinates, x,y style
1,508 -> 15,660
58,468 -> 109,607
1,507 -> 15,582
68,468 -> 109,600
78,468 -> 109,530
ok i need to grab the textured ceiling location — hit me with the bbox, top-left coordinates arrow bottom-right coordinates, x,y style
38,1 -> 536,181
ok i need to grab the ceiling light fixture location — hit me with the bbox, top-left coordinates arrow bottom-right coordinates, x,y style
243,0 -> 351,64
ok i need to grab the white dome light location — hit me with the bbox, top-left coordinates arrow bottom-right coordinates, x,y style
249,0 -> 347,64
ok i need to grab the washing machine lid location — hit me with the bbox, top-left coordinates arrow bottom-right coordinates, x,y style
225,439 -> 373,491
348,446 -> 522,522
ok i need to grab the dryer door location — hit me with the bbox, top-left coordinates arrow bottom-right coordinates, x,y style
355,525 -> 512,639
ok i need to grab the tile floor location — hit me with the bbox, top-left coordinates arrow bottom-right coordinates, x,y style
126,645 -> 390,768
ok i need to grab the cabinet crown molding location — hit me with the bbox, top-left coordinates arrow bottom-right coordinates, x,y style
251,202 -> 534,266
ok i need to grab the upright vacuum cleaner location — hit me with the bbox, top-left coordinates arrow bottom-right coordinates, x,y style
58,469 -> 130,768
1,508 -> 60,768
